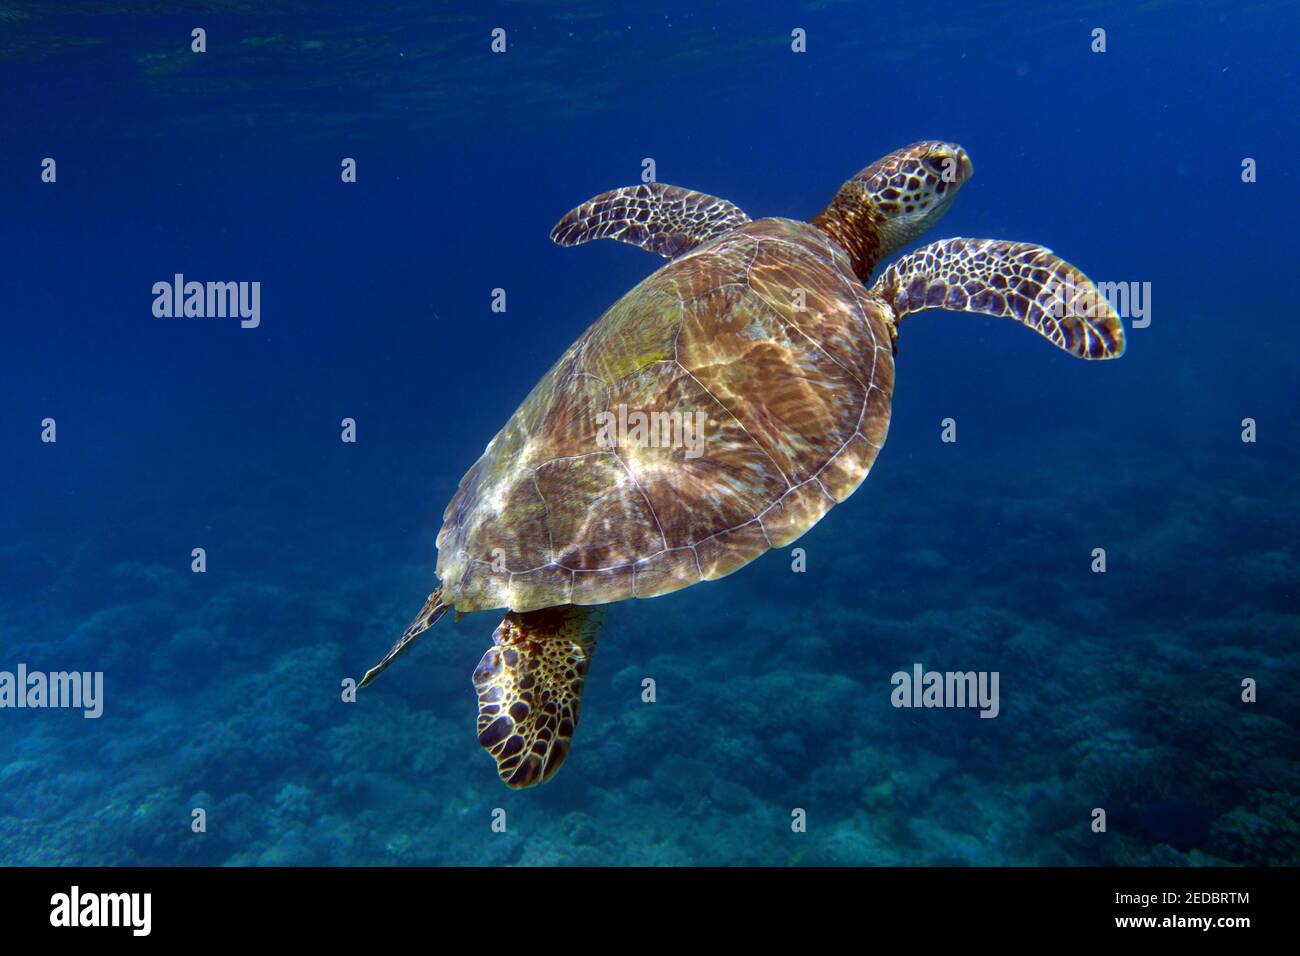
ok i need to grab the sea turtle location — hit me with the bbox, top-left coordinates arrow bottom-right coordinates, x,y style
358,141 -> 1125,788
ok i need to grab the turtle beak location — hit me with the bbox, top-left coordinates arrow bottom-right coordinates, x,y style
956,147 -> 974,182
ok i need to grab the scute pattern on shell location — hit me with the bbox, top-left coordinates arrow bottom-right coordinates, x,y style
436,218 -> 895,612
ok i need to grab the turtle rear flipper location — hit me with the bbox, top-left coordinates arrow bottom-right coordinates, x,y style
473,604 -> 606,788
358,588 -> 449,689
873,237 -> 1126,360
550,182 -> 749,259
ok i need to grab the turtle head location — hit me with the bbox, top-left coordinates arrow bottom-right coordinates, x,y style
813,140 -> 973,283
859,140 -> 973,245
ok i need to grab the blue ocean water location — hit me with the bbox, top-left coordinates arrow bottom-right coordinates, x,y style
1,1 -> 1296,866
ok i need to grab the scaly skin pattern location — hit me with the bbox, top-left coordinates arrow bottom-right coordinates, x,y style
437,217 -> 895,613
549,182 -> 752,259
472,604 -> 605,788
813,140 -> 972,282
876,238 -> 1126,360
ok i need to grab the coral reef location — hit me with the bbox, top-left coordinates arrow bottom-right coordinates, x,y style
1,438 -> 1295,866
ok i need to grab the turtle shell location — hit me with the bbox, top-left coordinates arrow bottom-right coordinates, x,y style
436,218 -> 895,613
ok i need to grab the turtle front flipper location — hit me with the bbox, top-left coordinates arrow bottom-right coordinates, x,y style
473,604 -> 606,788
550,182 -> 750,259
357,588 -> 449,689
872,237 -> 1126,360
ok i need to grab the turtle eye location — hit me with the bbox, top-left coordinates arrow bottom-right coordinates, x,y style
927,151 -> 952,173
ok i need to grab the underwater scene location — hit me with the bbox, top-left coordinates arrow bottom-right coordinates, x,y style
1,1 -> 1297,867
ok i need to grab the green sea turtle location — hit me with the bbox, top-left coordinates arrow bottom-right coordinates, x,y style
358,141 -> 1125,788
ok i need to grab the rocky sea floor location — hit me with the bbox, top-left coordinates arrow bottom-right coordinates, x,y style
1,434 -> 1296,866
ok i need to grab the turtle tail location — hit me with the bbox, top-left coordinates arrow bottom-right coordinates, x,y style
357,587 -> 449,689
